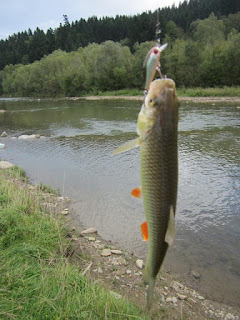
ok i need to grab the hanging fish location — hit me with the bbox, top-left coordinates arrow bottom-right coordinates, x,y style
114,78 -> 178,308
143,44 -> 168,91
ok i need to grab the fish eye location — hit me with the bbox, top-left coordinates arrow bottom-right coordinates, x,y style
149,99 -> 155,107
153,49 -> 159,55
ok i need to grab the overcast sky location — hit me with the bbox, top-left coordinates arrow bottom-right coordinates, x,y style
0,0 -> 181,40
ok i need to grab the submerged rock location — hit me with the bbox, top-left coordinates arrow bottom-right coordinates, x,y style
0,161 -> 14,169
0,143 -> 6,149
18,134 -> 36,140
1,131 -> 7,137
191,270 -> 201,279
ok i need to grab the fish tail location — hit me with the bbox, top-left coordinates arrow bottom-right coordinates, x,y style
143,266 -> 156,309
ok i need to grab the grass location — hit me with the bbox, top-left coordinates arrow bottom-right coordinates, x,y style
0,167 -> 150,320
39,182 -> 59,195
83,86 -> 240,97
177,86 -> 240,97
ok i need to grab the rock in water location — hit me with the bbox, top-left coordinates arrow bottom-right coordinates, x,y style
0,161 -> 14,169
1,131 -> 7,137
81,227 -> 97,235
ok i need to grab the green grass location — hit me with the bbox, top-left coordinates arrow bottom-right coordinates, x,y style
84,86 -> 240,97
0,168 -> 149,320
177,86 -> 240,97
39,182 -> 59,195
85,88 -> 143,96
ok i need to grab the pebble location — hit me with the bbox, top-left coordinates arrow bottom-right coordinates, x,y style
126,270 -> 131,275
101,249 -> 111,257
35,134 -> 41,139
110,291 -> 122,300
116,270 -> 125,276
177,294 -> 187,300
0,161 -> 14,169
60,210 -> 69,215
111,249 -> 122,255
95,240 -> 101,243
118,258 -> 127,266
81,227 -> 97,235
136,259 -> 144,269
1,131 -> 7,137
172,297 -> 178,304
0,143 -> 6,148
224,313 -> 235,320
198,295 -> 204,300
191,270 -> 201,279
87,237 -> 95,241
166,297 -> 172,303
97,267 -> 103,274
111,260 -> 119,266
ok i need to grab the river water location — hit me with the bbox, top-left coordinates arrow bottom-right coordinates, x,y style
0,97 -> 239,307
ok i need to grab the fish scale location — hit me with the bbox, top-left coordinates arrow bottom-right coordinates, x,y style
140,92 -> 178,306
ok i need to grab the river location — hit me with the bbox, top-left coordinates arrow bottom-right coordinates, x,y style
0,97 -> 239,307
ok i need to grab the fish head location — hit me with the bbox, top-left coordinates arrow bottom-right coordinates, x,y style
138,79 -> 178,137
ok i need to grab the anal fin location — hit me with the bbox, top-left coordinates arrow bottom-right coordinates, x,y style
141,221 -> 148,241
113,138 -> 140,155
165,205 -> 176,246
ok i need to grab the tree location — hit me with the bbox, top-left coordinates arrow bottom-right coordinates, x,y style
194,13 -> 226,45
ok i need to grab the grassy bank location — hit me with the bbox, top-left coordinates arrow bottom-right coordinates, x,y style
1,86 -> 240,100
0,166 -> 149,320
91,86 -> 240,97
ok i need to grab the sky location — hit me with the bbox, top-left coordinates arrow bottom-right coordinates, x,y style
0,0 -> 181,40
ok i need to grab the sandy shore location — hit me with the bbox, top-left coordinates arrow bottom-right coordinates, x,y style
77,96 -> 240,103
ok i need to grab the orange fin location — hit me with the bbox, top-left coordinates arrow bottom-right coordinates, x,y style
131,187 -> 142,198
141,222 -> 148,241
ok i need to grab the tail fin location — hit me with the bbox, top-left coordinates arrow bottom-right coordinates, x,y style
143,266 -> 156,309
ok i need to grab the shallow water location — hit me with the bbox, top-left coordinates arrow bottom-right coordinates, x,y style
0,98 -> 240,306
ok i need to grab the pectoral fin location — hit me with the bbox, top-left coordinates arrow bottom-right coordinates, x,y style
131,187 -> 142,198
165,206 -> 176,246
113,138 -> 140,155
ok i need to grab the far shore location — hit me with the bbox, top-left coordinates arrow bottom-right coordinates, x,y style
81,96 -> 240,103
2,95 -> 240,104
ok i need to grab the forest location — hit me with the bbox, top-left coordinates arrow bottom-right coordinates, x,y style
0,0 -> 239,96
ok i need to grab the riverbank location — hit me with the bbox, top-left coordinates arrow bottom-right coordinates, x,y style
2,95 -> 240,104
0,163 -> 239,320
82,96 -> 240,103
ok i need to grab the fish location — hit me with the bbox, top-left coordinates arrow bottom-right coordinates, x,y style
143,44 -> 168,91
114,78 -> 178,308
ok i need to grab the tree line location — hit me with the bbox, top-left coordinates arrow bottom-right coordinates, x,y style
0,0 -> 239,71
0,12 -> 239,97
